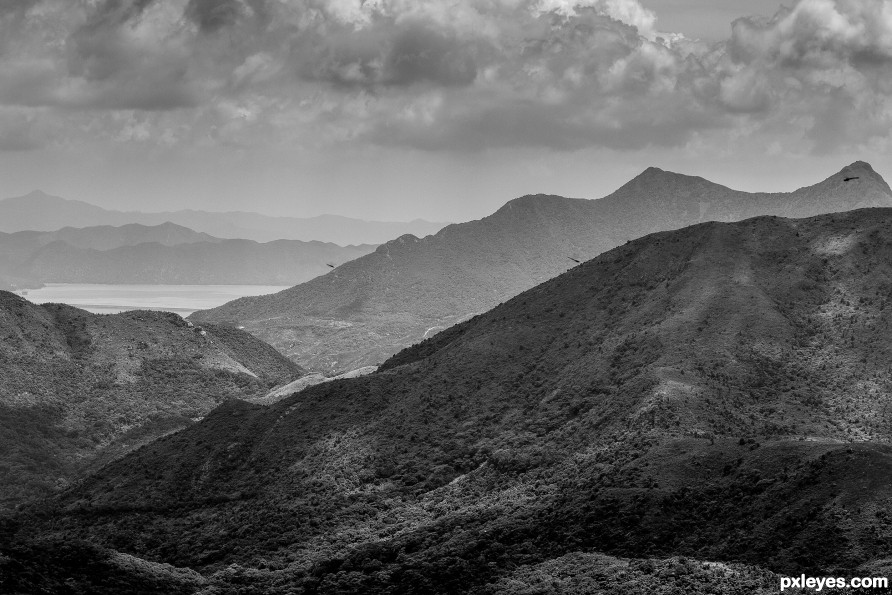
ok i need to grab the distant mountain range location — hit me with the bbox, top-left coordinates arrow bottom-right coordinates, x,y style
0,221 -> 219,251
192,161 -> 892,373
0,191 -> 448,245
0,222 -> 376,289
0,291 -> 303,511
14,207 -> 892,592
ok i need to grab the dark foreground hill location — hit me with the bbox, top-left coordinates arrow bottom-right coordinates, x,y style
191,161 -> 892,373
13,208 -> 892,592
0,291 -> 303,511
0,223 -> 376,290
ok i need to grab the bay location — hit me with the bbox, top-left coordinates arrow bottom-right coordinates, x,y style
13,283 -> 290,317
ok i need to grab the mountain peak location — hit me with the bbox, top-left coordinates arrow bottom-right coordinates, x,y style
21,190 -> 56,200
625,166 -> 700,186
838,160 -> 875,176
640,165 -> 666,176
818,160 -> 892,194
848,160 -> 873,169
607,166 -> 722,201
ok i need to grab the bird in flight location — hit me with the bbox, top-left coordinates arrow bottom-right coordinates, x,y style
844,176 -> 860,182
567,257 -> 581,264
326,263 -> 335,268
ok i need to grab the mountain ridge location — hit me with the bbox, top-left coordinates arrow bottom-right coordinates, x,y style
0,223 -> 377,289
0,192 -> 448,245
192,161 -> 892,373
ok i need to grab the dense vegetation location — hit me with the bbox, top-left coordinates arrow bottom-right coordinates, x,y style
192,161 -> 892,373
0,294 -> 303,511
10,208 -> 892,592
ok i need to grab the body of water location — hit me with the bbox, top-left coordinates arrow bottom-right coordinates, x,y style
14,283 -> 289,317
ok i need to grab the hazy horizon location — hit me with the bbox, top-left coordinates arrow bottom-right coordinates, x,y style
2,189 -> 451,223
2,1 -> 890,222
5,155 -> 886,224
12,282 -> 291,316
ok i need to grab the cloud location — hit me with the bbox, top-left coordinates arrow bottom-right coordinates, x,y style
0,108 -> 43,151
296,19 -> 478,88
729,0 -> 892,67
0,0 -> 39,16
0,0 -> 889,156
536,0 -> 659,39
184,0 -> 243,32
718,0 -> 892,148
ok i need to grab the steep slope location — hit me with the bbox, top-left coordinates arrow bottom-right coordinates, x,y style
21,208 -> 892,592
0,224 -> 376,289
0,191 -> 447,244
0,291 -> 303,511
192,161 -> 892,373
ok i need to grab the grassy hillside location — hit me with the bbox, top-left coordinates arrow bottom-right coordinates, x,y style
192,161 -> 892,373
0,292 -> 303,511
17,208 -> 892,592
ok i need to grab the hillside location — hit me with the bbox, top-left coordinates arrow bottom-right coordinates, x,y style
0,190 -> 447,245
0,291 -> 303,511
16,207 -> 892,592
191,161 -> 892,373
0,223 -> 376,289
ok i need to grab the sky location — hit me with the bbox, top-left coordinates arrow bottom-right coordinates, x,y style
0,0 -> 891,222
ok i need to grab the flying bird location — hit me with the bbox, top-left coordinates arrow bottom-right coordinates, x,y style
567,257 -> 581,264
844,176 -> 860,182
326,263 -> 335,268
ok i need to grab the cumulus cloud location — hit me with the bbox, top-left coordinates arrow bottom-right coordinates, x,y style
719,0 -> 892,149
295,18 -> 479,88
184,0 -> 243,33
0,0 -> 890,155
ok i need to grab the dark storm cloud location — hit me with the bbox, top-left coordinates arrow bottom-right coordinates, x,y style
60,1 -> 199,110
386,22 -> 478,86
0,0 -> 38,14
79,0 -> 157,32
297,19 -> 478,89
185,0 -> 243,33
